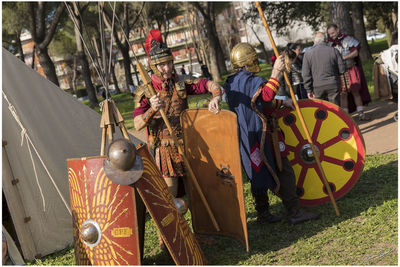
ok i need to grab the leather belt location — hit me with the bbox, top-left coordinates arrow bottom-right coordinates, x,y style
160,138 -> 184,147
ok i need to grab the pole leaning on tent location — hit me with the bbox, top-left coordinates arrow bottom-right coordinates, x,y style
255,1 -> 340,216
136,62 -> 221,231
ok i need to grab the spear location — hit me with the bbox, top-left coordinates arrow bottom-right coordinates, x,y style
136,62 -> 221,231
255,1 -> 340,216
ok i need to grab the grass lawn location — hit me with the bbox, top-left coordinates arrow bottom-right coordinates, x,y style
27,153 -> 398,265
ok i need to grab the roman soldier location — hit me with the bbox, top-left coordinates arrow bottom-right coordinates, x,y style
133,29 -> 222,197
327,24 -> 371,120
224,43 -> 320,224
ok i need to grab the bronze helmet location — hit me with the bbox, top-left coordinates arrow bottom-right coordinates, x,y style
230,43 -> 260,73
145,29 -> 174,79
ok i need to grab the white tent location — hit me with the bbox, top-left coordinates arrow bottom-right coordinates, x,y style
2,48 -> 141,260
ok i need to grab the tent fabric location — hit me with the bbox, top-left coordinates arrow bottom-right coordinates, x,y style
2,48 -> 141,259
2,225 -> 25,265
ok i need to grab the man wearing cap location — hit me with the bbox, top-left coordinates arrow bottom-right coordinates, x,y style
133,29 -> 222,198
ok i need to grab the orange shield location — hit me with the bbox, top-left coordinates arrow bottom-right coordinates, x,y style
181,109 -> 249,252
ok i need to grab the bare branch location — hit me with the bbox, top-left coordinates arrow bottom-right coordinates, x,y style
40,3 -> 65,49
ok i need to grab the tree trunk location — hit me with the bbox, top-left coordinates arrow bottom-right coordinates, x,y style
351,3 -> 372,62
71,2 -> 98,107
208,20 -> 227,75
111,60 -> 121,93
329,2 -> 354,36
31,45 -> 36,69
71,56 -> 77,94
192,2 -> 227,81
389,10 -> 398,46
37,47 -> 59,86
121,47 -> 134,90
28,2 -> 64,87
78,51 -> 98,107
15,31 -> 25,63
205,22 -> 222,82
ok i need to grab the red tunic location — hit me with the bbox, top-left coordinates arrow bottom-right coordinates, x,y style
328,33 -> 371,112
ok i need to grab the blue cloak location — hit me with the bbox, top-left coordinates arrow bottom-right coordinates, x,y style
224,70 -> 277,195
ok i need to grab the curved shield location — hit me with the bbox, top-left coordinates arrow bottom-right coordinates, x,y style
181,109 -> 249,252
67,156 -> 144,265
276,99 -> 366,206
134,144 -> 206,265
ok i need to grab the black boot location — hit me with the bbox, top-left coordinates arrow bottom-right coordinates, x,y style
254,192 -> 282,224
287,209 -> 321,225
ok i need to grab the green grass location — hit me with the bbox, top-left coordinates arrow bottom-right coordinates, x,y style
28,153 -> 398,265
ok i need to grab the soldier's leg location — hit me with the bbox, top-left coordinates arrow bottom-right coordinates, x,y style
251,185 -> 281,223
326,86 -> 341,107
278,157 -> 321,224
351,90 -> 370,120
340,91 -> 349,113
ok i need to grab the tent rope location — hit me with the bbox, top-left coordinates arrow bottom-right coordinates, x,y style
3,92 -> 72,215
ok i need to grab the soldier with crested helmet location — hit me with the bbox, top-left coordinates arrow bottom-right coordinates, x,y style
133,29 -> 222,198
225,42 -> 321,224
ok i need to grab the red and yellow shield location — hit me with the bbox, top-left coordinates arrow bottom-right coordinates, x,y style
276,99 -> 366,206
68,156 -> 142,265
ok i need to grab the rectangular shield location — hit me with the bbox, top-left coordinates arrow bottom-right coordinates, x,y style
67,156 -> 144,265
181,109 -> 249,252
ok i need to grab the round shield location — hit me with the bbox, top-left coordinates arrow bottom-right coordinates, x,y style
276,99 -> 366,206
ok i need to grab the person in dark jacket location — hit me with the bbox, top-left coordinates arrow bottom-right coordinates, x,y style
302,32 -> 346,106
278,43 -> 308,100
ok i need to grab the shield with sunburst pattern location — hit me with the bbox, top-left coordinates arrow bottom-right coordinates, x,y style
68,156 -> 142,265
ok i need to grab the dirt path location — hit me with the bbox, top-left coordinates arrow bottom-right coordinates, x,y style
352,99 -> 398,155
129,99 -> 398,156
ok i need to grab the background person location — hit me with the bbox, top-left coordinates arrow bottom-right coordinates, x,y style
277,43 -> 308,100
302,32 -> 346,106
327,24 -> 372,120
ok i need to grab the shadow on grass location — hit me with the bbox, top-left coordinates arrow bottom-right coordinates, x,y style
142,155 -> 397,265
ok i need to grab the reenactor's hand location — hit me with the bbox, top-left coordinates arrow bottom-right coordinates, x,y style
208,96 -> 221,114
149,92 -> 164,111
271,55 -> 285,79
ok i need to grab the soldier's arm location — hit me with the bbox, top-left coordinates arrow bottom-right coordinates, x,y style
206,80 -> 222,114
133,91 -> 162,130
186,78 -> 221,113
336,49 -> 346,74
343,49 -> 358,60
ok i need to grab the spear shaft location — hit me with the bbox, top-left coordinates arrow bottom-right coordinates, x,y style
255,1 -> 340,216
